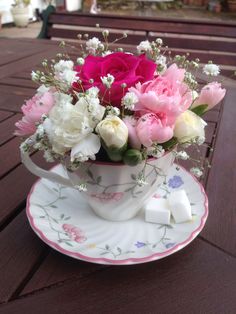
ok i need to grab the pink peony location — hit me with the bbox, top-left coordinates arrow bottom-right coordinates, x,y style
192,82 -> 226,110
130,64 -> 192,126
123,117 -> 141,149
15,91 -> 54,136
136,113 -> 174,147
73,52 -> 156,106
62,224 -> 87,243
124,114 -> 173,148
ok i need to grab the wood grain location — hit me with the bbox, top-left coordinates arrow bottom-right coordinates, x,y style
0,111 -> 14,122
0,114 -> 22,146
2,240 -> 236,313
201,88 -> 236,256
0,211 -> 47,303
0,152 -> 54,228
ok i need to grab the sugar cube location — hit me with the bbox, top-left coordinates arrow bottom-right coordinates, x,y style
145,199 -> 171,225
168,189 -> 192,223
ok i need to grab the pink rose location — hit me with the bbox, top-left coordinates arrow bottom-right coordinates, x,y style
130,64 -> 192,126
192,82 -> 226,110
73,52 -> 156,106
124,113 -> 173,148
15,91 -> 54,136
62,224 -> 87,243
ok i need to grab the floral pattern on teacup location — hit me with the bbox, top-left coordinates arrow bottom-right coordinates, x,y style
62,224 -> 87,243
90,192 -> 124,202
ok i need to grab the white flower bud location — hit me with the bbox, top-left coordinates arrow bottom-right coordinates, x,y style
174,110 -> 207,144
96,116 -> 128,149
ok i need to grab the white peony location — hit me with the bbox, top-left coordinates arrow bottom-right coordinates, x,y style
174,110 -> 207,144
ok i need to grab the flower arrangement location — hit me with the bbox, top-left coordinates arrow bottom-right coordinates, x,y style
12,0 -> 31,7
16,29 -> 226,187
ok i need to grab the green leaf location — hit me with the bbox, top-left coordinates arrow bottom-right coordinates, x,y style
64,216 -> 71,220
39,215 -> 45,218
162,137 -> 177,150
100,251 -> 109,256
124,187 -> 132,192
102,140 -> 127,162
123,149 -> 143,166
59,196 -> 67,200
86,169 -> 94,180
131,174 -> 136,180
96,176 -> 102,184
191,104 -> 208,116
50,205 -> 57,208
65,242 -> 73,247
52,188 -> 58,192
60,214 -> 65,219
87,181 -> 97,185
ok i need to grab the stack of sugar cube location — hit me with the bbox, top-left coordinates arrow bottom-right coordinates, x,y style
145,190 -> 192,225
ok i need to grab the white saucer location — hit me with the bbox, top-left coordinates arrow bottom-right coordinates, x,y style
26,164 -> 208,265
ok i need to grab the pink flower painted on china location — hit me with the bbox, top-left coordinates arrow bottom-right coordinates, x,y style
90,192 -> 124,202
73,52 -> 156,107
192,82 -> 226,110
15,91 -> 54,136
129,63 -> 192,126
62,224 -> 87,243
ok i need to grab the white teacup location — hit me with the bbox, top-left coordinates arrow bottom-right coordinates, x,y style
21,149 -> 174,221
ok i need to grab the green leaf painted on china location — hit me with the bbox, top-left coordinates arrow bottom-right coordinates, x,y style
86,169 -> 94,180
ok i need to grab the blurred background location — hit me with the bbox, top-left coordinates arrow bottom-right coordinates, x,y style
0,0 -> 235,39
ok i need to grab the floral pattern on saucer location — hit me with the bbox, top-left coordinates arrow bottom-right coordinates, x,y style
27,164 -> 208,265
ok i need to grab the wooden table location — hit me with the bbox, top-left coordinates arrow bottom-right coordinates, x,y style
0,38 -> 235,314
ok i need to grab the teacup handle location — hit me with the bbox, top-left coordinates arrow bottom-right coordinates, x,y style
21,147 -> 74,188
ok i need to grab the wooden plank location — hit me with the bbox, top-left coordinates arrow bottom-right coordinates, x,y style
2,240 -> 236,313
0,47 -> 62,80
0,85 -> 34,97
49,12 -> 236,38
204,110 -> 220,123
201,88 -> 236,256
48,27 -> 147,45
0,39 -> 52,67
0,111 -> 14,122
0,211 -> 47,303
148,34 -> 236,54
0,94 -> 29,113
0,137 -> 21,179
21,250 -> 108,296
205,122 -> 216,145
0,78 -> 37,90
0,114 -> 22,146
0,152 -> 54,228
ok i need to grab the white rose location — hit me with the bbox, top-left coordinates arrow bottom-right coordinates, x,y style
174,110 -> 207,143
96,116 -> 128,149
